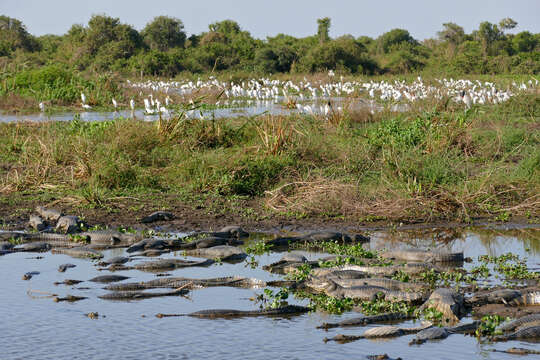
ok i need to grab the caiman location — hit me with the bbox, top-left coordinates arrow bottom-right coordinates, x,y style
99,287 -> 189,300
0,242 -> 14,255
29,215 -> 46,231
416,288 -> 465,323
104,276 -> 265,291
381,249 -> 464,263
184,245 -> 247,261
97,256 -> 130,266
58,263 -> 76,272
324,322 -> 433,343
218,225 -> 249,238
309,278 -> 424,303
15,242 -> 51,252
311,268 -> 368,280
55,216 -> 83,234
175,236 -> 243,250
492,348 -> 540,356
313,265 -> 396,277
89,275 -> 130,283
51,246 -> 103,259
492,325 -> 540,342
498,313 -> 540,332
409,321 -> 480,345
466,289 -> 523,306
156,305 -> 310,319
18,232 -> 75,243
107,258 -> 214,272
508,291 -> 540,306
35,206 -> 62,222
265,232 -> 368,248
330,277 -> 428,293
318,312 -> 412,330
126,239 -> 167,253
53,295 -> 87,302
141,211 -> 175,223
83,230 -> 143,247
186,226 -> 249,241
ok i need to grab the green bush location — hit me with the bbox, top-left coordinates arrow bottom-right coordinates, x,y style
220,155 -> 292,196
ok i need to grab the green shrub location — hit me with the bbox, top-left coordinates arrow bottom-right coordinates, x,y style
220,155 -> 292,196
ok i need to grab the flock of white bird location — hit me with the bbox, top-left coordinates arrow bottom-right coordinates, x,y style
38,76 -> 538,116
125,76 -> 537,114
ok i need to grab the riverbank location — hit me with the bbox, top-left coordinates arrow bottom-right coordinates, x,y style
1,92 -> 538,230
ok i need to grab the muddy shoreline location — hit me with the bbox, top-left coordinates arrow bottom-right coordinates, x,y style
1,198 -> 538,234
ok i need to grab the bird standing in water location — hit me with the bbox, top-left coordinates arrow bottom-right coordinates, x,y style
130,99 -> 135,118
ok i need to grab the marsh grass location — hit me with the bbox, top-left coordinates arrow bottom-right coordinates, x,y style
0,91 -> 538,222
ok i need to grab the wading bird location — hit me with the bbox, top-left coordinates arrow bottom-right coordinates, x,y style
460,90 -> 472,109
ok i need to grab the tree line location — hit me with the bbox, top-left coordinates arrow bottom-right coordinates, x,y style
1,14 -> 538,76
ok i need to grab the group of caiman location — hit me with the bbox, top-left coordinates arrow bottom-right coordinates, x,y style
1,206 -> 540,355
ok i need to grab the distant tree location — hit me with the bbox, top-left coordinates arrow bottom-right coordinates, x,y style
0,15 -> 39,55
186,34 -> 200,47
142,16 -> 186,51
452,40 -> 486,73
78,15 -> 142,70
377,29 -> 417,53
357,36 -> 374,48
476,21 -> 503,55
438,23 -> 465,46
499,18 -> 518,32
512,31 -> 537,52
317,17 -> 331,44
86,15 -> 121,55
67,24 -> 86,43
208,20 -> 241,37
297,37 -> 374,74
255,45 -> 296,72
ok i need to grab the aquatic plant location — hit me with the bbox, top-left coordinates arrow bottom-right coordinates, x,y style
475,315 -> 508,337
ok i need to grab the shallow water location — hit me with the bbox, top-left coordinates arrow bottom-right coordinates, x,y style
1,227 -> 539,359
0,98 -> 407,123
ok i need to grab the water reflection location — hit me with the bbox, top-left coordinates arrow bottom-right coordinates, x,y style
370,227 -> 540,258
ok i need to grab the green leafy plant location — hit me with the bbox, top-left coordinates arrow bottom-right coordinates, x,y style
359,298 -> 414,316
285,263 -> 312,281
255,287 -> 290,309
476,315 -> 507,337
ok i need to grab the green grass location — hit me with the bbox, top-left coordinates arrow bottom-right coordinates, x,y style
0,89 -> 538,224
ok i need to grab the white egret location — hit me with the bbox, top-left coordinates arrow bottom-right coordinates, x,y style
143,99 -> 154,114
130,99 -> 135,110
112,98 -> 118,110
81,92 -> 87,105
39,102 -> 45,112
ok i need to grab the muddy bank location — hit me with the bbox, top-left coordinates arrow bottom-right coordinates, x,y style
0,196 -> 537,234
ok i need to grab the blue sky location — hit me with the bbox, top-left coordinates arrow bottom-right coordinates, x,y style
2,0 -> 539,40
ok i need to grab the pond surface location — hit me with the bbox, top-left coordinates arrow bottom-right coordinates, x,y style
0,98 -> 408,123
1,226 -> 539,359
